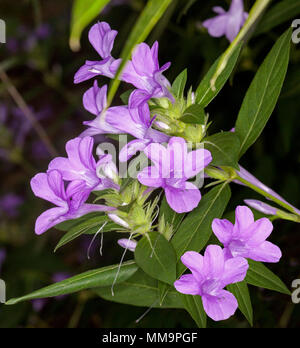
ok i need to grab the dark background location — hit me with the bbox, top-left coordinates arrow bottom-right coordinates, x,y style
0,0 -> 299,328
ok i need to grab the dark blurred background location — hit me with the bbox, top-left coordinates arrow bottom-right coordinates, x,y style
0,0 -> 299,328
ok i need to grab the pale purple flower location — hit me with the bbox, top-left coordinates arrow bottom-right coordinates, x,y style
117,238 -> 137,252
96,148 -> 119,183
0,248 -> 6,273
74,22 -> 121,84
244,199 -> 278,216
30,169 -> 114,235
212,205 -> 282,263
48,136 -> 119,192
174,245 -> 249,321
80,81 -> 127,137
122,42 -> 174,105
137,137 -> 212,213
106,92 -> 169,161
203,0 -> 248,42
0,193 -> 24,218
236,166 -> 300,216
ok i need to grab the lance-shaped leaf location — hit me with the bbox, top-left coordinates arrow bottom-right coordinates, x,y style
69,0 -> 111,51
227,281 -> 253,326
255,0 -> 300,35
235,28 -> 291,157
195,43 -> 242,107
95,268 -> 184,308
172,183 -> 231,275
107,0 -> 173,104
181,294 -> 207,328
55,215 -> 119,252
171,69 -> 187,98
135,232 -> 177,285
245,259 -> 290,295
6,261 -> 138,305
159,196 -> 185,234
203,132 -> 240,170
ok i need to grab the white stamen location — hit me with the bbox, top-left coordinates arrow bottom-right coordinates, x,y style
87,222 -> 107,259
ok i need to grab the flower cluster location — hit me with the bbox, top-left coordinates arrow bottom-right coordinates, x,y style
174,205 -> 282,321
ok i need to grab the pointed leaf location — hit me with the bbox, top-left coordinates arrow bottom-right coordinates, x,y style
235,28 -> 291,157
179,104 -> 206,124
181,294 -> 207,328
171,69 -> 187,98
6,261 -> 138,305
135,232 -> 177,285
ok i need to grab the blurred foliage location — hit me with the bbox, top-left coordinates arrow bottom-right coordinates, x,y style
0,0 -> 300,328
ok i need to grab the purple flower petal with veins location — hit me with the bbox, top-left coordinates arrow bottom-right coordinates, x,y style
203,0 -> 248,42
74,22 -> 121,83
244,199 -> 278,216
174,245 -> 248,321
30,170 -> 114,235
212,205 -> 282,263
138,137 -> 212,213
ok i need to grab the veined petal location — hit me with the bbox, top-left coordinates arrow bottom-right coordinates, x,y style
221,257 -> 249,287
164,183 -> 201,213
185,149 -> 212,179
247,241 -> 282,263
202,290 -> 238,321
83,81 -> 107,115
212,218 -> 234,245
203,245 -> 224,279
244,217 -> 274,246
233,205 -> 254,237
181,251 -> 205,283
137,166 -> 164,188
119,139 -> 148,162
35,206 -> 68,235
174,274 -> 200,296
88,22 -> 118,58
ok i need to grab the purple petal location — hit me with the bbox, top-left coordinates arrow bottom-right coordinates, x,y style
244,199 -> 278,216
137,166 -> 164,188
203,245 -> 224,279
233,205 -> 254,235
119,139 -> 148,162
180,251 -> 205,283
247,241 -> 282,263
212,218 -> 234,245
35,206 -> 68,235
117,239 -> 137,252
185,149 -> 212,178
174,274 -> 200,296
221,257 -> 249,287
244,218 -> 273,247
202,289 -> 238,321
88,22 -> 118,58
83,81 -> 107,115
165,183 -> 201,213
203,15 -> 228,38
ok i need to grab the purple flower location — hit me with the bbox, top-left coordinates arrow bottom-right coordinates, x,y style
0,193 -> 24,218
48,136 -> 119,192
203,0 -> 248,42
174,245 -> 248,321
74,22 -> 121,84
107,93 -> 169,161
212,205 -> 282,263
122,42 -> 174,105
30,169 -> 114,235
81,82 -> 127,136
244,199 -> 278,216
235,166 -> 300,216
117,238 -> 137,252
0,248 -> 6,273
137,137 -> 212,213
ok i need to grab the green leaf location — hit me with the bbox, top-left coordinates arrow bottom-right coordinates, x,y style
255,0 -> 300,35
181,294 -> 207,328
55,212 -> 101,231
6,261 -> 138,305
195,43 -> 242,107
69,0 -> 111,51
203,132 -> 241,170
245,259 -> 290,295
171,69 -> 187,98
235,28 -> 291,157
159,196 -> 185,233
179,104 -> 206,124
107,0 -> 173,104
227,281 -> 253,326
54,215 -> 118,252
172,183 -> 231,275
135,232 -> 177,285
120,89 -> 134,104
95,268 -> 183,308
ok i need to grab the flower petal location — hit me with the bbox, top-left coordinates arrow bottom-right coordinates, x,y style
174,274 -> 200,296
181,251 -> 205,283
212,218 -> 234,245
203,245 -> 224,278
221,257 -> 249,287
247,241 -> 282,263
137,166 -> 164,188
35,207 -> 68,235
165,183 -> 201,213
202,290 -> 238,321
